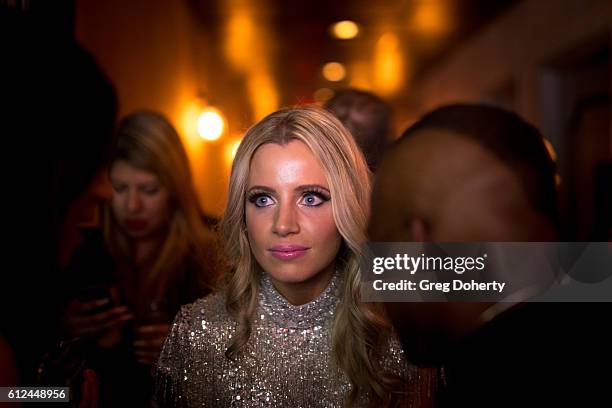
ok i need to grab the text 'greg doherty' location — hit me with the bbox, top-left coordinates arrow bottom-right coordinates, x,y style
372,254 -> 487,275
373,279 -> 506,293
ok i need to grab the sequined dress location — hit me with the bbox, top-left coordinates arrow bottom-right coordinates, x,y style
154,272 -> 423,407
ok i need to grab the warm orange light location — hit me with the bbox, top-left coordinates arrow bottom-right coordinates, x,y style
197,108 -> 225,141
230,139 -> 241,159
226,10 -> 256,71
225,138 -> 242,166
331,20 -> 359,39
542,138 -> 560,187
181,100 -> 204,148
412,1 -> 451,37
232,140 -> 241,159
224,4 -> 279,120
543,138 -> 558,162
323,62 -> 346,82
313,88 -> 335,103
373,33 -> 405,96
349,61 -> 373,90
248,73 -> 279,121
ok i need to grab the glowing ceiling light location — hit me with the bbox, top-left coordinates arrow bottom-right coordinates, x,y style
197,108 -> 225,141
412,1 -> 452,37
373,33 -> 405,96
331,20 -> 359,39
247,73 -> 279,121
322,62 -> 346,82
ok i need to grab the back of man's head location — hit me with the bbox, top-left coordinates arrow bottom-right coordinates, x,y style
370,104 -> 558,242
369,104 -> 559,364
325,89 -> 392,172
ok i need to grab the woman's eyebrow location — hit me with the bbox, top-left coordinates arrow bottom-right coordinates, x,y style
295,184 -> 330,194
138,181 -> 159,187
247,185 -> 275,194
246,185 -> 330,194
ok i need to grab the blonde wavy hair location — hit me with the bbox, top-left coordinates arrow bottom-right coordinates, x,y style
220,106 -> 399,406
105,111 -> 217,313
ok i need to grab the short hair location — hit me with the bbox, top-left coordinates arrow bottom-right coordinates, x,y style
398,104 -> 558,221
325,89 -> 392,171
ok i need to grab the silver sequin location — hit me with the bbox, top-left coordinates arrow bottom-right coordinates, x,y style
154,272 -> 422,407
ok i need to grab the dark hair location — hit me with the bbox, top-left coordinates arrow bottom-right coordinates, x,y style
399,104 -> 558,221
53,46 -> 118,216
325,89 -> 392,171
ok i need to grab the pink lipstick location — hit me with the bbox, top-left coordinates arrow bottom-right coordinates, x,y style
269,245 -> 310,261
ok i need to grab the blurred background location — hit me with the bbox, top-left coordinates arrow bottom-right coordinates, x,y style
4,0 -> 612,239
1,1 -> 611,397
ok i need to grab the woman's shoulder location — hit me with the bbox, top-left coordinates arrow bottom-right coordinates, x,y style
171,291 -> 232,333
155,293 -> 233,403
379,331 -> 424,384
160,292 -> 235,372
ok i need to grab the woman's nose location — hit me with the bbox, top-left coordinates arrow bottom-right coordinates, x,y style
127,191 -> 143,213
272,203 -> 299,236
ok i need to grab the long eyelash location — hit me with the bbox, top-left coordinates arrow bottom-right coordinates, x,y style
247,191 -> 268,203
303,188 -> 331,201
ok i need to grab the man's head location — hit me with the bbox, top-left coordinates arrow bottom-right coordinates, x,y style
369,104 -> 558,364
370,104 -> 558,242
325,89 -> 392,172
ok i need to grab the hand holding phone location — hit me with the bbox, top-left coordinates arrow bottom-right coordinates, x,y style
63,286 -> 133,342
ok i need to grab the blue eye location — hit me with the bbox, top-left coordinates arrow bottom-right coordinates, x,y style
248,193 -> 275,208
300,191 -> 329,207
256,196 -> 270,207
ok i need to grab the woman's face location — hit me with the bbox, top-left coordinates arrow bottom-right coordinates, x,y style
245,140 -> 342,303
110,160 -> 171,240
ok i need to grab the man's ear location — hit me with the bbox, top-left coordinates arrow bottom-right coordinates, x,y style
410,217 -> 429,242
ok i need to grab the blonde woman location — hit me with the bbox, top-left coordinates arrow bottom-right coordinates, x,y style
155,106 -> 432,407
61,111 -> 219,406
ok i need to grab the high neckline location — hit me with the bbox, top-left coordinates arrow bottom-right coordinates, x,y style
259,271 -> 341,329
